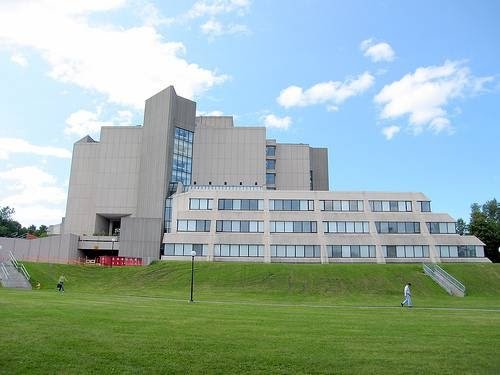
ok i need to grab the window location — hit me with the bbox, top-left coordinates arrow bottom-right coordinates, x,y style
369,200 -> 412,212
271,245 -> 320,258
270,200 -> 314,211
323,221 -> 369,233
266,173 -> 276,185
426,222 -> 456,234
164,243 -> 207,256
327,245 -> 376,258
375,222 -> 420,234
320,200 -> 364,212
177,220 -> 210,232
270,221 -> 317,233
266,159 -> 276,169
218,199 -> 263,211
214,244 -> 264,257
216,220 -> 264,233
419,201 -> 431,212
382,245 -> 429,258
189,198 -> 213,210
438,245 -> 476,258
266,145 -> 276,156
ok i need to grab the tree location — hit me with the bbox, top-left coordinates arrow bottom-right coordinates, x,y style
456,218 -> 467,235
467,199 -> 500,263
0,206 -> 49,239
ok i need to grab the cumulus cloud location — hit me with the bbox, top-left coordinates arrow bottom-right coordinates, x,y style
0,166 -> 66,226
0,1 -> 227,109
201,19 -> 249,38
374,60 -> 493,134
0,138 -> 71,160
277,72 -> 374,109
382,125 -> 400,140
262,114 -> 292,130
360,39 -> 395,62
10,52 -> 28,67
64,107 -> 134,137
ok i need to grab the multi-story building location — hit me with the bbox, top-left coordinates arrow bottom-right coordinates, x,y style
1,85 -> 487,264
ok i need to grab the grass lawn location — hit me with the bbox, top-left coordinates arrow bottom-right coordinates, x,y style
1,262 -> 499,374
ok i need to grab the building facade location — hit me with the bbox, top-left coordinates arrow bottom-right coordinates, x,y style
0,85 -> 482,264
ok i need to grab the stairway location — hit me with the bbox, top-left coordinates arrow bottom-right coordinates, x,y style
423,263 -> 465,297
0,261 -> 32,289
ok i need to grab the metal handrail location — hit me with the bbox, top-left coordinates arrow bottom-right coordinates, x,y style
433,264 -> 465,293
9,251 -> 31,281
0,263 -> 9,280
423,263 -> 466,295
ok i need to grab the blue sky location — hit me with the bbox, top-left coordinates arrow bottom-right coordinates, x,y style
0,0 -> 499,226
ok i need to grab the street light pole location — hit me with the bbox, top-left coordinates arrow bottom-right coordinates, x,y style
190,250 -> 196,303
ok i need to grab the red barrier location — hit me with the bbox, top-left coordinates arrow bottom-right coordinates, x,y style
98,256 -> 143,267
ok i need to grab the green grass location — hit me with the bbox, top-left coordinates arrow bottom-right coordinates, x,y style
1,262 -> 499,374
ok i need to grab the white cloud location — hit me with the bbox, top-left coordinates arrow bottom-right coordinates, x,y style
10,52 -> 28,67
0,1 -> 227,109
277,72 -> 374,109
374,60 -> 493,134
0,166 -> 66,226
0,138 -> 71,160
382,125 -> 400,140
360,39 -> 395,62
201,19 -> 249,38
64,107 -> 134,137
187,0 -> 251,19
197,110 -> 225,116
262,114 -> 292,130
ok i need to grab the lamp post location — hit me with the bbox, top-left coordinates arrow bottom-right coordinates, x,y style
189,250 -> 196,303
111,237 -> 116,252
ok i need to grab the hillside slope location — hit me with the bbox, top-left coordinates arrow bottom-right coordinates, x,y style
21,261 -> 500,307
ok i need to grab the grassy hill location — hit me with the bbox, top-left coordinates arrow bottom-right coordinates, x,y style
23,261 -> 500,307
2,261 -> 499,374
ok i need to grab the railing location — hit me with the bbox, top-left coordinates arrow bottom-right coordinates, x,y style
423,263 -> 466,296
9,251 -> 31,282
0,262 -> 9,280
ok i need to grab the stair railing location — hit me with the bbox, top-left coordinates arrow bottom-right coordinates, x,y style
9,251 -> 31,282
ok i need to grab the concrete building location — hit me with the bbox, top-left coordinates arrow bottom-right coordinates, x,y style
0,86 -> 489,264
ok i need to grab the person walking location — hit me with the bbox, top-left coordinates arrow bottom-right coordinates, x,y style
57,275 -> 67,293
401,282 -> 412,307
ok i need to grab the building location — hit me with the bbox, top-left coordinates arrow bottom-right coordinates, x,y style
0,86 -> 489,264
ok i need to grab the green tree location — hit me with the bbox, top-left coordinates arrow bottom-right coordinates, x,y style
468,199 -> 500,262
0,206 -> 49,238
456,218 -> 468,235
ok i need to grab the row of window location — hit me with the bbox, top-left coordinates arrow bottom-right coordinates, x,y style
324,221 -> 370,233
375,222 -> 421,234
218,199 -> 263,211
369,200 -> 412,212
164,243 -> 480,258
269,199 -> 314,211
382,245 -> 430,258
187,198 -> 432,212
271,245 -> 321,258
437,245 -> 477,258
320,200 -> 364,212
214,244 -> 264,257
426,222 -> 456,234
270,221 -> 317,233
176,220 -> 458,235
328,245 -> 376,258
216,220 -> 264,233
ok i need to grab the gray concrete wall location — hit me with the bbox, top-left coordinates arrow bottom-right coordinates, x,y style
310,147 -> 329,190
275,144 -> 310,190
192,122 -> 266,187
0,234 -> 80,264
119,217 -> 163,264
